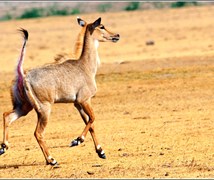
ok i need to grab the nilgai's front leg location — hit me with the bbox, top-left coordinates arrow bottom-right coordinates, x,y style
72,102 -> 106,158
34,103 -> 57,166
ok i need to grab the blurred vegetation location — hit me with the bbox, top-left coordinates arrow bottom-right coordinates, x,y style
1,5 -> 81,21
18,8 -> 44,19
46,5 -> 80,16
171,1 -> 198,8
0,13 -> 12,21
47,6 -> 69,16
125,2 -> 140,11
0,2 -> 209,21
98,3 -> 112,13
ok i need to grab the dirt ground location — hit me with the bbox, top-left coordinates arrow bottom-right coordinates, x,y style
0,4 -> 214,178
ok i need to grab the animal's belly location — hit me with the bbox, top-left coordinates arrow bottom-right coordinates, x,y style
54,94 -> 76,103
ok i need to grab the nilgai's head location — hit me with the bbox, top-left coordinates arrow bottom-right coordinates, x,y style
77,17 -> 120,43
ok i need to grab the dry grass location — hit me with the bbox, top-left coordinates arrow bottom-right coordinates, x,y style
0,5 -> 214,178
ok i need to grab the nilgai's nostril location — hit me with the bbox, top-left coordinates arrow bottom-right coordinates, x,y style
112,34 -> 120,42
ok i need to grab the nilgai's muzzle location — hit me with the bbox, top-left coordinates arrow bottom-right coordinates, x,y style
112,34 -> 120,42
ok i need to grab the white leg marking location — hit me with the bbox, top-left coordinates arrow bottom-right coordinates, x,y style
51,159 -> 57,164
100,150 -> 105,154
48,156 -> 57,164
47,156 -> 53,160
81,135 -> 85,140
8,112 -> 19,125
80,109 -> 89,121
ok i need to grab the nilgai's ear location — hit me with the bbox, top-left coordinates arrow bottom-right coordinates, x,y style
92,17 -> 101,29
77,17 -> 86,27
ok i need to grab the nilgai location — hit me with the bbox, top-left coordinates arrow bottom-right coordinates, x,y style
0,17 -> 120,166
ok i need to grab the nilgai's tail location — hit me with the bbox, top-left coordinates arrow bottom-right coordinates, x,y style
12,28 -> 29,105
17,28 -> 28,90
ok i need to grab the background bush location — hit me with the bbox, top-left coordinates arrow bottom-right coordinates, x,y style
171,1 -> 198,8
0,13 -> 12,21
0,2 -> 206,22
18,8 -> 44,19
125,2 -> 140,11
17,6 -> 81,19
98,3 -> 112,12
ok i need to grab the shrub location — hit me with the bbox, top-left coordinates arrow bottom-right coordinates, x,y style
52,9 -> 69,16
17,6 -> 81,20
171,1 -> 198,8
70,8 -> 81,15
47,6 -> 70,16
125,2 -> 140,11
18,8 -> 44,19
171,2 -> 187,8
0,13 -> 13,21
98,3 -> 112,12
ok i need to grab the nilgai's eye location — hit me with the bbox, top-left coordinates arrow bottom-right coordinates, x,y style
100,26 -> 105,29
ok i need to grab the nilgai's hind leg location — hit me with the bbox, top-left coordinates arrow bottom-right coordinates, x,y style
34,103 -> 57,166
0,105 -> 32,155
71,101 -> 106,159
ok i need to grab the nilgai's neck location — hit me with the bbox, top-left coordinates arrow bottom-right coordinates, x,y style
79,27 -> 99,76
73,26 -> 87,59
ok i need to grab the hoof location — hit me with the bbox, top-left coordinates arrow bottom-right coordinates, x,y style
70,139 -> 79,147
50,161 -> 59,167
47,156 -> 58,167
70,137 -> 83,147
98,152 -> 106,159
47,160 -> 58,166
97,149 -> 106,159
0,144 -> 6,155
0,148 -> 5,155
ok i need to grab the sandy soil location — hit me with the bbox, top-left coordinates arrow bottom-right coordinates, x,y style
0,5 -> 214,178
